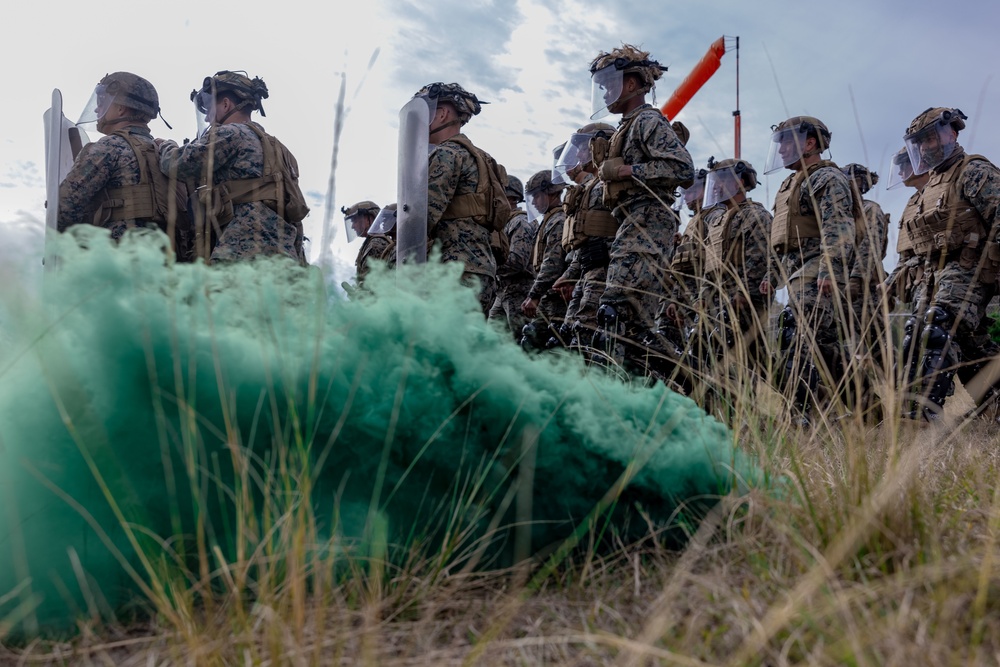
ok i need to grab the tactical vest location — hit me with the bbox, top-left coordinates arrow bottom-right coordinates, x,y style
902,153 -> 988,256
562,177 -> 618,250
704,205 -> 739,274
672,209 -> 707,274
96,129 -> 188,231
770,160 -> 865,252
602,107 -> 663,208
531,208 -> 561,272
440,134 -> 511,232
895,192 -> 921,255
862,199 -> 889,261
197,122 -> 310,231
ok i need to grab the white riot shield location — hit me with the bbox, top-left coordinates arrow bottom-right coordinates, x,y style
43,89 -> 89,269
396,97 -> 429,265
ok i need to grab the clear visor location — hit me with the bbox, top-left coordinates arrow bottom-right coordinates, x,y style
904,123 -> 956,176
192,90 -> 214,136
552,133 -> 593,185
344,213 -> 370,243
703,169 -> 744,207
886,149 -> 913,190
368,208 -> 397,235
76,84 -> 114,127
763,125 -> 810,174
680,180 -> 705,209
590,64 -> 624,120
525,190 -> 548,225
419,95 -> 440,130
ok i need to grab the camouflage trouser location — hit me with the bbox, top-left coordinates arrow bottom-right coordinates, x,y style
488,278 -> 532,342
655,274 -> 701,334
565,266 -> 607,339
602,200 -> 679,332
463,272 -> 498,318
211,207 -> 303,264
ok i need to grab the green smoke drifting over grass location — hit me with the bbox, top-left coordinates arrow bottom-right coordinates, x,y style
0,227 -> 758,636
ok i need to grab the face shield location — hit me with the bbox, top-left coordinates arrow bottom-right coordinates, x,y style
703,168 -> 745,207
590,63 -> 624,120
368,207 -> 397,236
905,122 -> 957,176
552,134 -> 593,185
680,178 -> 706,212
887,149 -> 914,190
525,189 -> 549,225
343,211 -> 373,243
191,86 -> 216,137
76,83 -> 115,130
763,124 -> 811,174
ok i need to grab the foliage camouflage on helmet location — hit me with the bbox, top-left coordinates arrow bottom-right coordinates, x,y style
905,107 -> 967,139
505,174 -> 525,202
773,115 -> 832,152
99,72 -> 160,120
194,71 -> 270,116
414,82 -> 485,124
589,44 -> 665,91
525,169 -> 564,196
341,201 -> 381,218
709,157 -> 758,191
842,163 -> 879,195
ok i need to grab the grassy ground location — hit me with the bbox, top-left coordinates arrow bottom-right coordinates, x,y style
5,376 -> 999,666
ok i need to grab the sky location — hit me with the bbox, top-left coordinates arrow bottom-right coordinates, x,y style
3,0 -> 999,291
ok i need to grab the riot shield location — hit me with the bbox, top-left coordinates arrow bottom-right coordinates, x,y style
43,88 -> 89,269
396,97 -> 429,265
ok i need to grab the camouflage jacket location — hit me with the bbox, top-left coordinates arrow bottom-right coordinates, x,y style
57,125 -> 152,237
850,199 -> 890,282
938,149 -> 1000,234
607,105 -> 694,208
528,208 -> 567,300
356,234 -> 394,285
427,134 -> 497,278
158,122 -> 305,263
705,199 -> 772,307
771,164 -> 855,285
496,209 -> 536,281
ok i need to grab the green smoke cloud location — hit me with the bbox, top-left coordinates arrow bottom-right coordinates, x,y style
0,227 -> 757,636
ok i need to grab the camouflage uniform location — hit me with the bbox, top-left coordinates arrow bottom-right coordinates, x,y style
698,200 -> 773,366
158,122 -> 305,264
427,135 -> 498,314
903,148 -> 1000,416
561,176 -> 614,341
769,162 -> 857,416
58,126 -> 163,241
527,206 -> 569,329
661,205 -> 725,335
888,191 -> 924,310
356,234 -> 394,286
599,105 -> 694,331
489,208 -> 537,340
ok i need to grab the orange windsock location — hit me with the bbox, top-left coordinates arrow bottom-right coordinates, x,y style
661,36 -> 726,120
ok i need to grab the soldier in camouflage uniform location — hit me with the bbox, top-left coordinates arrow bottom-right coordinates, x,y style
696,158 -> 773,373
413,82 -> 499,316
842,164 -> 891,334
549,122 -> 618,347
897,108 -> 1000,420
158,71 -> 308,265
520,170 -> 568,349
341,200 -> 388,287
884,148 -> 930,311
58,72 -> 191,259
587,45 -> 695,346
761,116 -> 860,423
489,174 -> 537,342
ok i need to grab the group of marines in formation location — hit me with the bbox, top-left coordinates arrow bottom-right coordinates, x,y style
54,45 -> 1000,427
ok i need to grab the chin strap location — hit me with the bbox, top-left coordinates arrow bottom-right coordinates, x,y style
429,118 -> 462,136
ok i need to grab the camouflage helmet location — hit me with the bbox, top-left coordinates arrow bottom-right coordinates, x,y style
842,163 -> 879,195
905,107 -> 966,139
707,157 -> 758,190
772,115 -> 832,151
576,121 -> 615,137
98,72 -> 160,120
193,70 -> 270,116
505,174 -> 525,203
414,82 -> 485,124
525,169 -> 564,196
341,200 -> 381,219
589,44 -> 665,91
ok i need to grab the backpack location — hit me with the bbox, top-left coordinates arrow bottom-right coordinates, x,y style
440,134 -> 512,264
